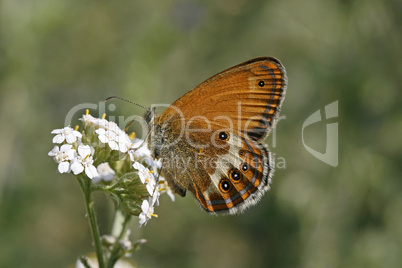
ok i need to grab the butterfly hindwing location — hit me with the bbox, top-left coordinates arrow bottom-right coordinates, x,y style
156,123 -> 272,214
194,131 -> 272,214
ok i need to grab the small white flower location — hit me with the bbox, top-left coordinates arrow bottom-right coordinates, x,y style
70,145 -> 99,179
150,186 -> 161,206
96,128 -> 119,150
139,199 -> 157,227
99,120 -> 121,133
80,113 -> 98,126
51,126 -> 82,144
166,188 -> 175,202
116,133 -> 131,153
133,162 -> 152,184
48,144 -> 76,173
128,140 -> 152,161
159,177 -> 175,202
92,162 -> 116,183
146,178 -> 157,196
133,162 -> 157,196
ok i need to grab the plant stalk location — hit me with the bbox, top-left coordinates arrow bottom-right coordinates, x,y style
106,209 -> 132,268
77,176 -> 106,268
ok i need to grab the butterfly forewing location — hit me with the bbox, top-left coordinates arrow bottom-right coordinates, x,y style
158,57 -> 287,141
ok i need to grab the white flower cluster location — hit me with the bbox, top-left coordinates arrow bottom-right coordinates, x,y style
132,161 -> 175,226
49,127 -> 100,179
49,112 -> 174,227
132,162 -> 159,227
81,113 -> 150,158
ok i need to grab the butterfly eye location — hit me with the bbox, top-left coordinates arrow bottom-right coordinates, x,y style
241,163 -> 249,171
258,80 -> 265,87
219,178 -> 232,193
218,131 -> 229,141
229,169 -> 242,182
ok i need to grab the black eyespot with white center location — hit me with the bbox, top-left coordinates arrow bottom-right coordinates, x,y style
258,80 -> 265,87
241,163 -> 249,171
220,178 -> 232,193
218,131 -> 229,141
230,169 -> 241,182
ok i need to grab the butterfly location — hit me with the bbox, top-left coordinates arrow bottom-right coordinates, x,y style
146,57 -> 287,214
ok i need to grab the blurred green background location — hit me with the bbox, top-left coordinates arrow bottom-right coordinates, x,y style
0,0 -> 401,267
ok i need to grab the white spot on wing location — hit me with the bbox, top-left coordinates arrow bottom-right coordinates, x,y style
203,133 -> 244,196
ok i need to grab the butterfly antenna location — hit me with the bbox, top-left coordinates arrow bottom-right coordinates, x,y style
105,96 -> 149,112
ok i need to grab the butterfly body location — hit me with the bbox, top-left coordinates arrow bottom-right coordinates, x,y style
147,57 -> 287,214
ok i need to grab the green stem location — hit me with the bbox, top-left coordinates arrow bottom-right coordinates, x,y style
106,209 -> 132,268
77,177 -> 106,268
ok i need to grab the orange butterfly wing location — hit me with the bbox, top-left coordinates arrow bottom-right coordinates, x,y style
186,128 -> 272,214
158,57 -> 287,141
151,57 -> 287,214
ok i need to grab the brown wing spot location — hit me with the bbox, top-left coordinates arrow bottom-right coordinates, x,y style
218,131 -> 229,141
229,169 -> 242,182
241,163 -> 249,171
219,178 -> 232,193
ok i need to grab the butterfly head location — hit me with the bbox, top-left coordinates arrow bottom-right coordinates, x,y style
144,107 -> 156,126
